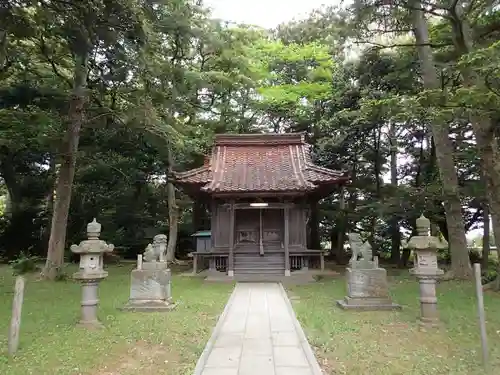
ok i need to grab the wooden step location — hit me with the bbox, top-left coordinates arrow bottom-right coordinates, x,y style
234,275 -> 285,282
234,258 -> 284,263
234,256 -> 284,260
205,273 -> 317,284
234,250 -> 283,253
234,253 -> 284,257
234,259 -> 284,264
234,251 -> 285,275
235,260 -> 283,262
234,261 -> 284,267
235,267 -> 284,270
234,268 -> 285,275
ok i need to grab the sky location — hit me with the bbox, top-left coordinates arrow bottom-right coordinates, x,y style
204,0 -> 340,29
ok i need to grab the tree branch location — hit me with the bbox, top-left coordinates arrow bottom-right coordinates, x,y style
353,40 -> 450,49
39,35 -> 72,88
485,71 -> 500,98
465,207 -> 483,232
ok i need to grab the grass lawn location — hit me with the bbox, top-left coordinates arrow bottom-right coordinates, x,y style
0,264 -> 233,375
287,270 -> 500,375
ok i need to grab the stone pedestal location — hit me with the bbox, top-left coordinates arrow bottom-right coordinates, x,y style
76,278 -> 104,328
410,267 -> 444,329
415,277 -> 440,328
122,262 -> 176,312
337,268 -> 401,311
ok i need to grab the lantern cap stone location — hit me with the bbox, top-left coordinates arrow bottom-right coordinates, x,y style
416,214 -> 430,235
153,234 -> 167,242
87,218 -> 101,237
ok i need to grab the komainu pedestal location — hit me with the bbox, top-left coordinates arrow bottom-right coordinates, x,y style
122,235 -> 176,312
337,233 -> 401,311
337,268 -> 401,310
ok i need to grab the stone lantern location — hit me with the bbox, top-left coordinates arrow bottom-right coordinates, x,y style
407,214 -> 447,328
70,218 -> 114,328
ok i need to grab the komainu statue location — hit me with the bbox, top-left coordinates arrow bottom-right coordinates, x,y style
142,234 -> 168,262
348,233 -> 374,269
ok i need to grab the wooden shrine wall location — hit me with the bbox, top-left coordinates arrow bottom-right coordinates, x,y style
210,200 -> 308,251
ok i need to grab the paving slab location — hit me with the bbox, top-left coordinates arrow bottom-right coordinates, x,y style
193,282 -> 323,375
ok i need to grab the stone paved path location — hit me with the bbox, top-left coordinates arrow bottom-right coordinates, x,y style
194,283 -> 323,375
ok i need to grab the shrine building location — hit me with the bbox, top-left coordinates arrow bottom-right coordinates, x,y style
175,132 -> 348,278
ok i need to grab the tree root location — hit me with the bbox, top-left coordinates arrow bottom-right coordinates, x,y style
169,258 -> 190,266
39,265 -> 67,281
483,278 -> 500,291
441,269 -> 473,281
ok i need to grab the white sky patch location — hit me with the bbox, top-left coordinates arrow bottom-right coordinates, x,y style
204,0 -> 341,28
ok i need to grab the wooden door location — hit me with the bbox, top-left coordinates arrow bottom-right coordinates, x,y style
261,209 -> 283,244
235,209 -> 259,250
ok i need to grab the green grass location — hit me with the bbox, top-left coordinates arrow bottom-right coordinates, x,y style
3,264 -> 500,375
0,264 -> 233,375
287,272 -> 500,375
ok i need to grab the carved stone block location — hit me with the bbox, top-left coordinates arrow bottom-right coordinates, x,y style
142,261 -> 170,271
337,268 -> 401,311
121,267 -> 176,312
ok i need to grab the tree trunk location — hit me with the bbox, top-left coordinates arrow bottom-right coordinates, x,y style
482,204 -> 490,270
0,149 -> 21,219
0,30 -> 9,75
41,156 -> 57,245
449,2 -> 500,286
411,1 -> 471,279
41,52 -> 88,280
331,187 -> 348,264
424,138 -> 450,242
389,123 -> 401,263
165,142 -> 178,263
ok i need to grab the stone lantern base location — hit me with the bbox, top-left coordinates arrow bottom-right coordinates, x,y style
121,262 -> 176,312
411,272 -> 443,329
418,316 -> 441,330
74,275 -> 108,329
336,268 -> 401,311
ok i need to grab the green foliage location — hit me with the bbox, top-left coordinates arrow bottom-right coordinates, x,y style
0,0 -> 263,260
0,0 -> 499,269
9,252 -> 40,275
250,39 -> 334,106
483,267 -> 498,284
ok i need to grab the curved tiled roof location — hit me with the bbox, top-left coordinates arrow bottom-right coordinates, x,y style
175,133 -> 347,193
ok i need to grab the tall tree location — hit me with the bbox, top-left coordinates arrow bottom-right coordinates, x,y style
447,0 -> 500,285
410,0 -> 471,278
348,0 -> 473,278
26,0 -> 146,279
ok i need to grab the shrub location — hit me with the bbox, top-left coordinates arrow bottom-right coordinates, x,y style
469,249 -> 482,264
9,252 -> 41,275
482,268 -> 497,284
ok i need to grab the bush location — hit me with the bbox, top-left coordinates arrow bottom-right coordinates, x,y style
469,249 -> 482,264
9,252 -> 41,275
482,268 -> 497,284
437,247 -> 451,263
